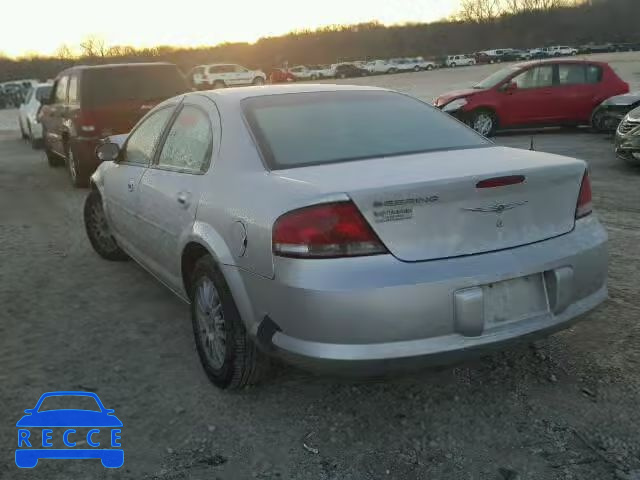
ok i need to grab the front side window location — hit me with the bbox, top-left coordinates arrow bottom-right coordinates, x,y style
157,106 -> 213,172
36,85 -> 52,102
234,65 -> 248,73
54,76 -> 68,103
243,91 -> 489,169
124,107 -> 174,165
512,65 -> 553,89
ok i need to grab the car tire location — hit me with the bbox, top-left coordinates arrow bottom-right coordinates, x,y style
590,109 -> 610,132
65,143 -> 89,188
338,73 -> 347,79
451,63 -> 457,68
469,109 -> 498,137
252,77 -> 265,86
426,64 -> 434,71
310,74 -> 318,80
212,80 -> 226,89
84,190 -> 129,262
43,134 -> 63,167
571,51 -> 577,56
28,125 -> 42,149
20,121 -> 27,140
388,68 -> 397,74
190,255 -> 268,390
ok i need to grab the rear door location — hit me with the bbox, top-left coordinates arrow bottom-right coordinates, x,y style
499,64 -> 557,125
103,106 -> 177,255
136,97 -> 217,289
553,63 -> 598,122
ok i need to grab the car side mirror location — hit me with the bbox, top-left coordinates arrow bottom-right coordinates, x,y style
96,142 -> 121,163
502,82 -> 518,92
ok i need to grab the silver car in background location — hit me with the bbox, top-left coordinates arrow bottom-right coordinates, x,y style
85,85 -> 607,390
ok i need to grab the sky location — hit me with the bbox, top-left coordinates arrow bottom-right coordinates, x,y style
1,0 -> 460,58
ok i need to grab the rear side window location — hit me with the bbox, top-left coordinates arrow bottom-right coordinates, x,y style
68,75 -> 79,103
81,66 -> 187,107
54,76 -> 68,103
243,91 -> 489,170
586,65 -> 603,83
157,105 -> 213,173
124,107 -> 174,165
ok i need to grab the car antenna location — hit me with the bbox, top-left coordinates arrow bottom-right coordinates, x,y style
529,137 -> 535,151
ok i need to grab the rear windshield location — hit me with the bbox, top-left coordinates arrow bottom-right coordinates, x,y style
242,91 -> 489,169
81,65 -> 188,107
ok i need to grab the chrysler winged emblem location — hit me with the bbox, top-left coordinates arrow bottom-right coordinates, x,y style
462,201 -> 528,214
462,201 -> 527,228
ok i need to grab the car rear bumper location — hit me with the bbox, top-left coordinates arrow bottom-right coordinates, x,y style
238,216 -> 608,373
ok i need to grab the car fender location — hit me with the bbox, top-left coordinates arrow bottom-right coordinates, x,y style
180,221 -> 260,331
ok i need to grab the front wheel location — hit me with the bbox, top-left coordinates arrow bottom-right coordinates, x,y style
426,64 -> 434,71
252,77 -> 265,86
571,51 -> 577,56
190,256 -> 268,389
84,190 -> 129,261
469,109 -> 498,137
450,63 -> 457,68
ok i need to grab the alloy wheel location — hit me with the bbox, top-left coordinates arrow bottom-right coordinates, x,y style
87,199 -> 119,253
473,113 -> 494,136
195,278 -> 227,370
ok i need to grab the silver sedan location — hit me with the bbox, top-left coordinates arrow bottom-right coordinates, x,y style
85,84 -> 608,389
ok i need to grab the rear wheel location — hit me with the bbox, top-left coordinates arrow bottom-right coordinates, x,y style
19,121 -> 27,139
469,109 -> 498,137
84,190 -> 129,261
190,256 -> 268,389
310,74 -> 318,80
413,65 -> 421,72
212,80 -> 225,89
66,143 -> 88,188
388,68 -> 397,74
28,124 -> 41,149
426,64 -> 434,71
252,77 -> 265,86
44,133 -> 63,167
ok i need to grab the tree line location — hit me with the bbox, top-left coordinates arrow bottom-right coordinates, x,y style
0,0 -> 637,83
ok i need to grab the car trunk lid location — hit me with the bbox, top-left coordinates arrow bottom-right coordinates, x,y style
273,146 -> 586,262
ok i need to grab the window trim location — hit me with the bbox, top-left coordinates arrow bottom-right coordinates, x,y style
149,102 -> 215,175
120,104 -> 180,166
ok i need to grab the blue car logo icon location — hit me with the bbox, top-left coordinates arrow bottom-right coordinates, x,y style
16,391 -> 123,468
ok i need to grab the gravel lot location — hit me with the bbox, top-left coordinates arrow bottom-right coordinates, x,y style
1,52 -> 640,480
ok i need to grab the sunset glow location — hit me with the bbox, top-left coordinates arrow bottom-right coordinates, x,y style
1,0 -> 460,58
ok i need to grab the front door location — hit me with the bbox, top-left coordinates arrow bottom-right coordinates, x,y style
136,100 -> 217,290
499,64 -> 558,126
43,75 -> 69,156
103,106 -> 176,256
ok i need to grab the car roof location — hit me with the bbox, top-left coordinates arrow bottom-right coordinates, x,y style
200,83 -> 387,102
60,62 -> 177,75
514,58 -> 607,68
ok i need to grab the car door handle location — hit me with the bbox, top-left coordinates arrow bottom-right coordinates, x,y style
176,192 -> 191,207
127,179 -> 135,192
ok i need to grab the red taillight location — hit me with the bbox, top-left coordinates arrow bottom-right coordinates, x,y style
77,110 -> 98,135
575,170 -> 593,219
272,201 -> 387,258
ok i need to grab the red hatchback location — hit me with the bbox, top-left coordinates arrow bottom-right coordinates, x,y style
434,60 -> 629,136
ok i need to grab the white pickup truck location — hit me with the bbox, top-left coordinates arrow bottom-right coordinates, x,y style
191,64 -> 266,89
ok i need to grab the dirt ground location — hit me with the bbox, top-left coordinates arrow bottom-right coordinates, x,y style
1,52 -> 640,480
